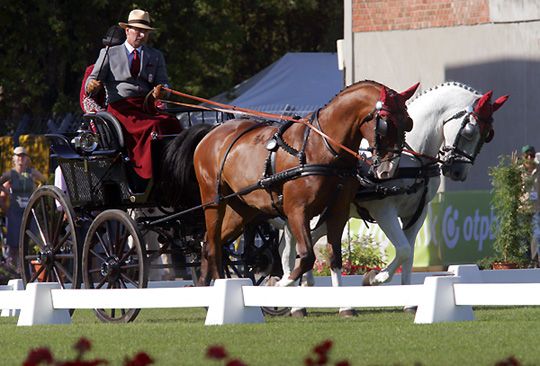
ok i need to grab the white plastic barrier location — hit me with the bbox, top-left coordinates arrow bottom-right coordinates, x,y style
0,279 -> 23,317
14,278 -> 263,326
3,264 -> 540,326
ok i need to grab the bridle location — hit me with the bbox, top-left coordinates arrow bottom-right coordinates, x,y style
439,100 -> 494,167
361,100 -> 409,169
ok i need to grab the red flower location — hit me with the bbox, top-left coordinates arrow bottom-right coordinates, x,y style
335,361 -> 351,366
124,352 -> 153,366
313,340 -> 333,356
495,356 -> 521,366
305,357 -> 316,366
57,361 -> 108,366
226,359 -> 247,366
23,347 -> 53,366
74,337 -> 92,355
206,345 -> 228,360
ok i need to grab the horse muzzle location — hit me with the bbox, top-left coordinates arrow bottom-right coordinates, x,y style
371,157 -> 400,180
442,160 -> 471,181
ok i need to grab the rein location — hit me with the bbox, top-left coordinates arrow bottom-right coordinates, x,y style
162,87 -> 366,161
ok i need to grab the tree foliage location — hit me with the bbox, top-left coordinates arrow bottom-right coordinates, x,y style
0,0 -> 343,133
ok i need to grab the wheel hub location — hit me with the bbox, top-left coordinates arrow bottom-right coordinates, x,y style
100,257 -> 121,279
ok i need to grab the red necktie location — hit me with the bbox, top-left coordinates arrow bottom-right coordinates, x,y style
131,49 -> 140,77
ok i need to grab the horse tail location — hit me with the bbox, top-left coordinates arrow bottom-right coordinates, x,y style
159,123 -> 213,208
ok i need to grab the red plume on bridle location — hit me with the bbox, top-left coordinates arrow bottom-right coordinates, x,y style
474,91 -> 510,121
379,82 -> 420,112
379,82 -> 420,131
473,90 -> 509,143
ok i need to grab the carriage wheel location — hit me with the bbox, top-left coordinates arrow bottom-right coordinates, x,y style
19,186 -> 80,291
82,209 -> 148,323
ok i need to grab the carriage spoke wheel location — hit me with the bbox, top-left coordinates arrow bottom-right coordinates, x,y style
82,209 -> 147,323
19,186 -> 80,295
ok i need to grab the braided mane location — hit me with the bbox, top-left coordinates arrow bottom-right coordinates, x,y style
407,81 -> 481,105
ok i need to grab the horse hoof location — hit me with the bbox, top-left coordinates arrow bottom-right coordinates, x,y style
403,306 -> 417,314
290,308 -> 307,318
339,309 -> 357,318
362,270 -> 380,286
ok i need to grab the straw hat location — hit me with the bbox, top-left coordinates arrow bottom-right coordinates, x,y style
119,9 -> 155,31
13,146 -> 27,156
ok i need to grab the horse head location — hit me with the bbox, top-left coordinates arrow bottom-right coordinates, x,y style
367,82 -> 419,179
441,90 -> 509,181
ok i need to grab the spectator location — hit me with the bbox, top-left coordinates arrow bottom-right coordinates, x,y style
0,146 -> 46,269
521,145 -> 540,264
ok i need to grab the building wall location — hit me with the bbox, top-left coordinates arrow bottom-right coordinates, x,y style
352,0 -> 489,32
346,0 -> 540,191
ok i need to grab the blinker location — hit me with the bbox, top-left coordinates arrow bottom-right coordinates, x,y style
461,122 -> 477,141
376,118 -> 388,136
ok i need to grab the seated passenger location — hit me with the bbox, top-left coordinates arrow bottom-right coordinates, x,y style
85,9 -> 182,180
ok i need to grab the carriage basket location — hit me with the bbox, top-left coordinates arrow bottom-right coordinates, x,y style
58,154 -> 132,208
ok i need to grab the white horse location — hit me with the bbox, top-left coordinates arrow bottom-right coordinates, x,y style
279,82 -> 509,316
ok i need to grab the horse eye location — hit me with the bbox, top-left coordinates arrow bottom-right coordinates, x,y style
485,129 -> 494,143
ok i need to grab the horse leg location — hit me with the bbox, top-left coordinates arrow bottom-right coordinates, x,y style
286,211 -> 315,284
401,208 -> 428,286
365,207 -> 411,286
325,206 -> 357,316
198,204 -> 225,286
284,218 -> 327,317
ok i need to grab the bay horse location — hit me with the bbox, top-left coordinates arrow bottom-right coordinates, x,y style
185,80 -> 419,286
279,82 -> 509,314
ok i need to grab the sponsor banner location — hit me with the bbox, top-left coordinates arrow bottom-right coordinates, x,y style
347,190 -> 495,267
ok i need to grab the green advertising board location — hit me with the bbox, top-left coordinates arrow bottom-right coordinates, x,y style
346,190 -> 496,268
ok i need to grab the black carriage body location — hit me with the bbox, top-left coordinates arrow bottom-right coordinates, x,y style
58,154 -> 132,208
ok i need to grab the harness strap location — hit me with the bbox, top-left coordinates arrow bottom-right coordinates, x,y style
216,122 -> 270,202
402,184 -> 429,230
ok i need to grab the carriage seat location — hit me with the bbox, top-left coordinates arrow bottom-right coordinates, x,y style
83,111 -> 125,152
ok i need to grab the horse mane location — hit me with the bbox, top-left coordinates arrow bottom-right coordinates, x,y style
407,81 -> 481,106
320,79 -> 383,111
159,124 -> 214,208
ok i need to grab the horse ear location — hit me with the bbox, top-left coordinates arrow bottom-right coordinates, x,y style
492,95 -> 509,112
399,82 -> 420,101
475,90 -> 493,112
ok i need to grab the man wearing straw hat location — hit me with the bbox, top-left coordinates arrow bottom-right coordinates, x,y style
85,9 -> 181,183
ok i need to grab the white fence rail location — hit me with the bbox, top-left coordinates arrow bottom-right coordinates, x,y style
2,264 -> 540,326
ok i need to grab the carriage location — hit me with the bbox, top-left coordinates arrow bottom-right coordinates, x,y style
18,108 -> 286,322
18,80 -> 422,322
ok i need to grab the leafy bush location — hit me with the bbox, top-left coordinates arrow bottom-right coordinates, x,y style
488,153 -> 531,266
314,234 -> 385,276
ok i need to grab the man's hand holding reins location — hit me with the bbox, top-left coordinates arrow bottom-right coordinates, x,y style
86,79 -> 103,95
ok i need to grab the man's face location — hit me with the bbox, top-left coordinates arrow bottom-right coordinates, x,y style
125,27 -> 149,48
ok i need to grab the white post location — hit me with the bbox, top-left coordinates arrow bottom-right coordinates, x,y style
17,283 -> 71,326
1,279 -> 23,317
415,276 -> 474,324
205,279 -> 264,325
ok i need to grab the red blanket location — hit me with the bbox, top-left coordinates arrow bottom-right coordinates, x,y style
108,97 -> 182,179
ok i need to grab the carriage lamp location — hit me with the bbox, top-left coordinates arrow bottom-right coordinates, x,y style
375,101 -> 383,110
71,129 -> 98,154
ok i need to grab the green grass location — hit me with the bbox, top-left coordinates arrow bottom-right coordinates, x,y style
1,307 -> 539,365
